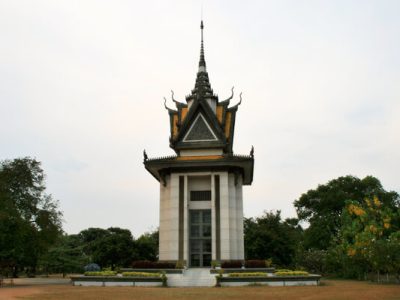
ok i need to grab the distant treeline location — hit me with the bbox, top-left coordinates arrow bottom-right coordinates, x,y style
1,157 -> 399,281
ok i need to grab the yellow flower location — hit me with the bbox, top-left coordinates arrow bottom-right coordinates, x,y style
347,204 -> 365,216
384,217 -> 391,223
373,196 -> 381,207
347,248 -> 356,257
384,223 -> 390,229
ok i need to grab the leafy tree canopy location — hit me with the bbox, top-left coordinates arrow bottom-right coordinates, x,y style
78,227 -> 140,269
331,197 -> 400,279
244,210 -> 302,267
0,157 -> 63,275
39,234 -> 88,277
294,175 -> 399,249
136,230 -> 159,261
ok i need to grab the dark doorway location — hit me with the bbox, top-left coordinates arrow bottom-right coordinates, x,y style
189,210 -> 212,267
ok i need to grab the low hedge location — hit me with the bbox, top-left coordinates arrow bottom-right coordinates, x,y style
122,272 -> 161,277
228,272 -> 267,277
275,269 -> 292,272
244,260 -> 267,268
131,260 -> 175,269
275,271 -> 309,276
84,271 -> 117,276
221,260 -> 243,268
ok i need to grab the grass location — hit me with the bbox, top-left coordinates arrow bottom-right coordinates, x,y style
2,279 -> 399,300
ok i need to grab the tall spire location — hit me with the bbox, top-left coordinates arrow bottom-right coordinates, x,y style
186,20 -> 215,102
199,20 -> 206,72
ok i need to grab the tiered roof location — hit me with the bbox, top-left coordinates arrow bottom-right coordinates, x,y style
144,21 -> 254,185
165,21 -> 242,154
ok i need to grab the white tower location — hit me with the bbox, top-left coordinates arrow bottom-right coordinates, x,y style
144,22 -> 254,267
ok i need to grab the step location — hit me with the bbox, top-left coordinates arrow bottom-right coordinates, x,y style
168,269 -> 216,287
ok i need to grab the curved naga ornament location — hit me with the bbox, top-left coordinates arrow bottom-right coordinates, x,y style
230,92 -> 243,109
164,97 -> 176,112
171,90 -> 185,108
221,86 -> 235,104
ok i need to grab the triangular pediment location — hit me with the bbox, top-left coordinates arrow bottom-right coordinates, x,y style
170,99 -> 227,151
183,113 -> 217,142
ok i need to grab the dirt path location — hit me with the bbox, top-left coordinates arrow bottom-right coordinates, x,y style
0,286 -> 42,300
0,278 -> 70,299
0,279 -> 399,300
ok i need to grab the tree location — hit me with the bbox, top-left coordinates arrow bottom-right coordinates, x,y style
336,197 -> 400,280
78,227 -> 109,263
0,158 -> 63,276
78,227 -> 136,269
136,230 -> 159,261
294,175 -> 399,249
244,211 -> 302,267
39,234 -> 88,277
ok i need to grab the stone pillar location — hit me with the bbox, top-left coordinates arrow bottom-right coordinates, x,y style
211,174 -> 216,261
219,172 -> 231,260
159,174 -> 179,261
183,175 -> 189,264
228,173 -> 238,259
236,175 -> 244,260
159,175 -> 170,260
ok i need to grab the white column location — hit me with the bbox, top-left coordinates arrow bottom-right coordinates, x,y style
183,175 -> 189,264
159,175 -> 171,260
219,172 -> 230,260
236,175 -> 244,260
228,173 -> 238,259
162,173 -> 180,261
211,174 -> 216,260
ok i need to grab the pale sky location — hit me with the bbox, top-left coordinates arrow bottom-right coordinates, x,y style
1,0 -> 399,237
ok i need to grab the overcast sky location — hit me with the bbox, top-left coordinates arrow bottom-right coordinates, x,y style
1,0 -> 399,237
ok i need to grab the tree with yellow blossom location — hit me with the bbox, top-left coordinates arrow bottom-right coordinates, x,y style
338,196 -> 400,282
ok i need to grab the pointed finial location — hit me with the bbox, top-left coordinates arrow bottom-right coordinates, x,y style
199,20 -> 206,72
143,149 -> 148,162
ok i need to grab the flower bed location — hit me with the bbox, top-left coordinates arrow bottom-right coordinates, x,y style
275,271 -> 309,276
71,270 -> 167,287
218,274 -> 321,287
71,275 -> 164,287
120,268 -> 183,274
122,272 -> 161,277
209,268 -> 275,274
228,272 -> 267,277
84,271 -> 117,276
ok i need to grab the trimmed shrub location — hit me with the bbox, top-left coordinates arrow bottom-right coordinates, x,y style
131,260 -> 176,269
157,261 -> 176,269
211,260 -> 220,269
84,263 -> 100,272
221,260 -> 243,268
229,272 -> 267,277
275,270 -> 309,276
276,269 -> 292,272
245,260 -> 267,268
122,272 -> 160,277
84,271 -> 117,276
132,260 -> 155,268
161,272 -> 168,287
265,258 -> 273,267
175,260 -> 185,269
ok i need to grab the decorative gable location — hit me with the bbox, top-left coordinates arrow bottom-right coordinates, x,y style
184,113 -> 217,142
163,21 -> 242,155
